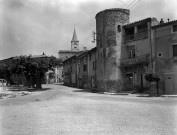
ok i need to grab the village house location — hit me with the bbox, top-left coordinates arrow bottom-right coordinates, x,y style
120,18 -> 159,92
152,19 -> 177,94
63,47 -> 96,89
63,55 -> 78,86
76,51 -> 89,88
87,47 -> 97,88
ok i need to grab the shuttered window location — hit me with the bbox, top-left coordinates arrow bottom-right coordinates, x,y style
173,25 -> 177,32
173,45 -> 177,57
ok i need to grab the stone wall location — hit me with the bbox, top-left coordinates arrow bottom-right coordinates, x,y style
95,8 -> 130,92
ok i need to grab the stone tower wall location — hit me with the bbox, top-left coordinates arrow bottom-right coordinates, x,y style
95,8 -> 130,92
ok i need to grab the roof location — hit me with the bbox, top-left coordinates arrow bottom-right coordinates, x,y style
88,47 -> 96,54
30,54 -> 48,58
59,50 -> 81,53
152,20 -> 177,29
71,27 -> 79,42
63,55 -> 77,63
123,17 -> 158,27
77,51 -> 88,59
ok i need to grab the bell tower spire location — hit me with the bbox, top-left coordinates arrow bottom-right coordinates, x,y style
71,27 -> 79,51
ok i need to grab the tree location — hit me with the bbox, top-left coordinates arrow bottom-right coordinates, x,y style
0,55 -> 62,89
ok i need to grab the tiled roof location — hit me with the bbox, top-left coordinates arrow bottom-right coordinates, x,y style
152,19 -> 177,28
123,17 -> 157,27
59,50 -> 81,53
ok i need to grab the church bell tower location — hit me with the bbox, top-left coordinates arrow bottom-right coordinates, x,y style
71,27 -> 79,51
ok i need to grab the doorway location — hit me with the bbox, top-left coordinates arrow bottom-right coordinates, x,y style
165,73 -> 177,94
125,73 -> 134,91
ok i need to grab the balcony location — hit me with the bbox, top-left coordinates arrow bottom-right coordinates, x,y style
120,54 -> 150,67
124,31 -> 148,42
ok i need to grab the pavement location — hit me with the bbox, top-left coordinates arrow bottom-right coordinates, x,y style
0,84 -> 177,135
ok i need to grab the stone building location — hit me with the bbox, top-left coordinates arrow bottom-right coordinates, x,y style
53,65 -> 63,83
95,8 -> 130,92
87,47 -> 97,88
120,18 -> 159,92
63,55 -> 78,86
152,19 -> 177,94
77,51 -> 89,88
63,47 -> 96,89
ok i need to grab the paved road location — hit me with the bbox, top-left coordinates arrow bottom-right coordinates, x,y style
0,84 -> 177,135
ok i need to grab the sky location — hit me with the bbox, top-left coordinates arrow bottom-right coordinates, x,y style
0,0 -> 177,60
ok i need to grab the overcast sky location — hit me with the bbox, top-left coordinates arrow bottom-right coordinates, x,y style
0,0 -> 177,59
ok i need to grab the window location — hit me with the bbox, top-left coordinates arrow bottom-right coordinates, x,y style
71,66 -> 72,72
89,54 -> 91,61
173,45 -> 177,57
137,24 -> 148,33
173,25 -> 177,32
127,45 -> 135,58
83,64 -> 87,72
84,57 -> 86,63
118,25 -> 121,32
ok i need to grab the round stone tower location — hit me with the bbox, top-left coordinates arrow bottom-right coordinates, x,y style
95,8 -> 130,92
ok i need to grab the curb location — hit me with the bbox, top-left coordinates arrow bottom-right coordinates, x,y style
161,95 -> 177,98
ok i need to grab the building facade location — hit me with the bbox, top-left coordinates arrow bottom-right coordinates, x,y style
152,20 -> 177,94
88,47 -> 97,88
120,18 -> 159,92
63,47 -> 97,89
77,51 -> 89,88
64,55 -> 78,86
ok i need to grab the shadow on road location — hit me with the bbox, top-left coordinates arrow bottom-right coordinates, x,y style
27,88 -> 52,92
72,89 -> 91,93
137,95 -> 151,97
7,87 -> 51,92
54,83 -> 64,86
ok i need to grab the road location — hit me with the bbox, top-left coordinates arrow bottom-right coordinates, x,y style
0,84 -> 177,135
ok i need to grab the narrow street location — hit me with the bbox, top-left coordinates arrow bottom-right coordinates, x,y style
0,84 -> 177,135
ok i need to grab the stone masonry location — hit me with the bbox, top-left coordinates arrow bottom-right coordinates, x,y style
95,8 -> 130,92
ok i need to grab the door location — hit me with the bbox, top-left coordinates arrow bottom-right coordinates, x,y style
125,73 -> 134,91
165,74 -> 176,94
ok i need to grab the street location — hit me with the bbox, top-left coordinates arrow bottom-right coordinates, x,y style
0,84 -> 177,135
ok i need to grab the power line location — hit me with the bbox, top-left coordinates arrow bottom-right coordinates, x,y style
129,0 -> 145,10
125,0 -> 135,7
126,0 -> 138,9
129,0 -> 141,9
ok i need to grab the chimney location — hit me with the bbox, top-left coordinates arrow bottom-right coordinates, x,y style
83,47 -> 87,51
168,18 -> 170,22
160,18 -> 164,24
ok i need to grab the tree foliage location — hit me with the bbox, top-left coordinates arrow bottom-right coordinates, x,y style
0,55 -> 62,89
